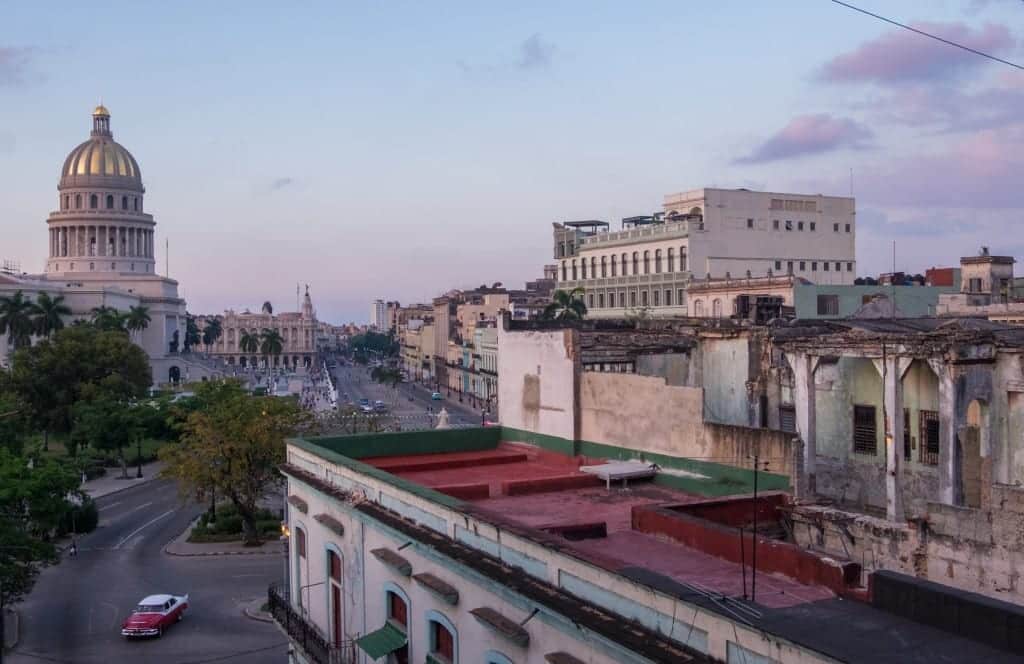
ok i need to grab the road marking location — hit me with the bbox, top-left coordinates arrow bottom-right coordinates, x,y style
105,501 -> 153,517
114,509 -> 175,549
98,500 -> 123,511
231,573 -> 265,578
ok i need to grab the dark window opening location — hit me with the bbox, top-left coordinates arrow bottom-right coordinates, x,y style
920,410 -> 939,465
853,405 -> 878,455
817,294 -> 839,316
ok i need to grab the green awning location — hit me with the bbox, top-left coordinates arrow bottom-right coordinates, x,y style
356,623 -> 407,659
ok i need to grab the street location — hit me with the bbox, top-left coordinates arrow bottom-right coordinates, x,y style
330,363 -> 488,429
10,479 -> 285,664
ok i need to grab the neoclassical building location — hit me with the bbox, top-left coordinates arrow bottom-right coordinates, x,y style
1,106 -> 203,385
197,288 -> 320,369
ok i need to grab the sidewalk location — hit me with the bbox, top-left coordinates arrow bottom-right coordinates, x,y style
83,460 -> 166,499
164,517 -> 286,557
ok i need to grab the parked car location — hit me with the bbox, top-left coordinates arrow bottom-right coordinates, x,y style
358,398 -> 370,407
431,392 -> 443,400
121,593 -> 189,638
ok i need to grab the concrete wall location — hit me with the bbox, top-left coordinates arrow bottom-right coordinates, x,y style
497,327 -> 577,441
701,337 -> 751,426
579,372 -> 796,479
791,483 -> 1024,605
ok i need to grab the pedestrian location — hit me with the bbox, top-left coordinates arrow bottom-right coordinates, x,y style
69,538 -> 78,557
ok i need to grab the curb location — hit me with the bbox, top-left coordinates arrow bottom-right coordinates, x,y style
163,517 -> 285,557
85,467 -> 165,501
243,599 -> 274,624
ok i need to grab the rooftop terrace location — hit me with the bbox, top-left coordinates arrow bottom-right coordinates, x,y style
289,427 -> 1024,663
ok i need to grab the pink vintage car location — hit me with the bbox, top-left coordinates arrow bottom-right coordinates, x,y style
121,593 -> 189,637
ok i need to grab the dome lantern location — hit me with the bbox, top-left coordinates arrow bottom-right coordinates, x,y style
92,104 -> 111,137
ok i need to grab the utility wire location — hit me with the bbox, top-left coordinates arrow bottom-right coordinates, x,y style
829,0 -> 1024,71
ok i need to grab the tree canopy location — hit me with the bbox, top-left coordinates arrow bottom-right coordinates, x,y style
8,325 -> 151,437
0,450 -> 82,606
160,381 -> 306,544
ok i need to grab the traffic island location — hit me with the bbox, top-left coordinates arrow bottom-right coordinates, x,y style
165,517 -> 285,557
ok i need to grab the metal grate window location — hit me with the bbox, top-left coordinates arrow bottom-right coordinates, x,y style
853,405 -> 877,455
919,410 -> 939,465
817,294 -> 839,316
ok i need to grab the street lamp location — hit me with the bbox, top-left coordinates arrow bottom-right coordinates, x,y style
136,438 -> 143,479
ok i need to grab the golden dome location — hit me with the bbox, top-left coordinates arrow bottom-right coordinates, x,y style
58,107 -> 143,189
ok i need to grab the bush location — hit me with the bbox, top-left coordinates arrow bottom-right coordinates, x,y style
60,498 -> 99,535
212,514 -> 243,534
256,519 -> 280,535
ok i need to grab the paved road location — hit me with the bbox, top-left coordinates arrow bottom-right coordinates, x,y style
331,364 -> 486,428
10,479 -> 286,664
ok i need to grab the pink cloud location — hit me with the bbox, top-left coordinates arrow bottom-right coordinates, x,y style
854,126 -> 1024,208
819,22 -> 1015,84
736,114 -> 872,163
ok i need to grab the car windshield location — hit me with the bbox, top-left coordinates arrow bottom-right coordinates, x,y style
135,604 -> 164,613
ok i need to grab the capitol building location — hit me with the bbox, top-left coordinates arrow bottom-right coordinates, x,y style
0,106 -> 212,384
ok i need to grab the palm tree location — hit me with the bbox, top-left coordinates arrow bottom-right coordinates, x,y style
0,290 -> 36,351
542,287 -> 588,321
90,306 -> 127,333
202,318 -> 223,352
260,328 -> 284,368
239,329 -> 260,368
125,305 -> 151,341
184,315 -> 201,351
31,292 -> 72,338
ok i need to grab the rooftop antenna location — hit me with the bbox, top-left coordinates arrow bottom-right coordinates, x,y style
166,238 -> 169,277
892,240 -> 896,319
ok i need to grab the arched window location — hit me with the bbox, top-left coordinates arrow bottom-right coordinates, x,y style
485,651 -> 514,664
680,247 -> 688,271
667,248 -> 675,272
655,249 -> 662,273
328,548 -> 344,645
571,260 -> 577,281
426,611 -> 457,663
600,256 -> 607,278
665,289 -> 672,306
712,299 -> 722,318
134,197 -> 139,211
643,251 -> 650,275
561,261 -> 567,282
121,196 -> 128,210
89,194 -> 98,209
694,299 -> 703,316
75,194 -> 82,209
632,252 -> 639,275
621,253 -> 628,276
610,255 -> 617,277
63,195 -> 69,209
590,257 -> 596,279
105,194 -> 114,209
653,290 -> 660,306
581,259 -> 587,280
641,290 -> 649,307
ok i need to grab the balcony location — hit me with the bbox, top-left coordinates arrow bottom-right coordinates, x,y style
268,583 -> 356,664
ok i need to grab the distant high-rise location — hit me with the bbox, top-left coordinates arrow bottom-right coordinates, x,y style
369,299 -> 386,330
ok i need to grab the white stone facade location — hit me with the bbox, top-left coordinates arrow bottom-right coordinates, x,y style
554,188 -> 856,318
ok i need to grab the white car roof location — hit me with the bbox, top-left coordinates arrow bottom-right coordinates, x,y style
140,594 -> 175,605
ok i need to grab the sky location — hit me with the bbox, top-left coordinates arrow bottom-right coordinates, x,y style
2,1 -> 1023,323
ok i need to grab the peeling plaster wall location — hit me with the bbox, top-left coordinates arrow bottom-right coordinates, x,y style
701,337 -> 750,426
635,352 -> 694,387
580,372 -> 704,458
579,372 -> 796,479
498,327 -> 577,440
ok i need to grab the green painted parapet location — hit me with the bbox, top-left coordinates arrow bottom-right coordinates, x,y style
301,426 -> 502,460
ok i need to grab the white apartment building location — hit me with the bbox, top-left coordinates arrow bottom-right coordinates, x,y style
369,299 -> 386,330
553,188 -> 856,318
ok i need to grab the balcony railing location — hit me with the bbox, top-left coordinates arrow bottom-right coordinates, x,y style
268,583 -> 357,664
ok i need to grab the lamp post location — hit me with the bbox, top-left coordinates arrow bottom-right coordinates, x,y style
135,438 -> 143,478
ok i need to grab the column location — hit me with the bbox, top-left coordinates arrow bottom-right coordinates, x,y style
128,228 -> 134,257
881,355 -> 905,522
787,352 -> 817,498
928,358 -> 957,506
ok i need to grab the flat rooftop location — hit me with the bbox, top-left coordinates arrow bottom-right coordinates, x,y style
352,437 -> 1022,663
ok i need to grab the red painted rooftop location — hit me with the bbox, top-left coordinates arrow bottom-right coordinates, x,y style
362,442 -> 835,609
